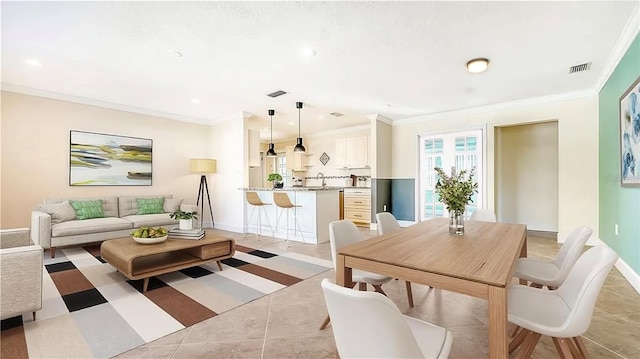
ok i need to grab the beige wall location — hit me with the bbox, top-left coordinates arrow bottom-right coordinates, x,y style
392,95 -> 599,242
496,121 -> 559,231
0,91 -> 212,228
372,119 -> 392,178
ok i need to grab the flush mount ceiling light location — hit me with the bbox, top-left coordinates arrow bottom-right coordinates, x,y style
301,48 -> 317,57
294,101 -> 306,153
466,58 -> 489,73
191,98 -> 200,104
266,109 -> 277,158
167,50 -> 183,58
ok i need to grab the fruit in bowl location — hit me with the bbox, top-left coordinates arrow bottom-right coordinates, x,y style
131,226 -> 168,244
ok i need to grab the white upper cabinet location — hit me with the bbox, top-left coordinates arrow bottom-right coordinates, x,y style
248,129 -> 260,168
335,136 -> 369,169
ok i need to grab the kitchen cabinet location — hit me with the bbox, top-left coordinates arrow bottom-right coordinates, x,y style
344,188 -> 371,227
248,129 -> 261,168
335,136 -> 370,169
286,145 -> 312,172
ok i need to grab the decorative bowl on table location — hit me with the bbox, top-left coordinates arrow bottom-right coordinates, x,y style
131,226 -> 168,244
132,235 -> 167,244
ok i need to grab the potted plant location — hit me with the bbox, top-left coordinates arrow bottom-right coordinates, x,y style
267,173 -> 284,188
434,166 -> 478,235
169,209 -> 198,230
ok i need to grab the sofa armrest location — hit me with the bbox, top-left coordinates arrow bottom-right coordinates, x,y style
31,211 -> 52,249
0,228 -> 30,249
180,204 -> 198,213
0,244 -> 43,320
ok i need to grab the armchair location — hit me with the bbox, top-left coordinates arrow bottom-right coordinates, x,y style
0,228 -> 43,321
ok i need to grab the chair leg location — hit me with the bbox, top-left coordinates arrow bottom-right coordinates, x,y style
509,323 -> 521,338
509,327 -> 529,354
530,282 -> 543,289
372,284 -> 387,296
319,314 -> 331,330
515,331 -> 541,359
358,282 -> 367,291
573,336 -> 590,359
217,261 -> 223,271
552,337 -> 566,359
565,338 -> 582,358
553,338 -> 575,359
405,281 -> 414,307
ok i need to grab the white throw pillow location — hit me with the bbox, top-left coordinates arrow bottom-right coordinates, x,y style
35,201 -> 77,224
163,198 -> 183,213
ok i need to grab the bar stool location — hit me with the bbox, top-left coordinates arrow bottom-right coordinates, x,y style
245,191 -> 273,238
273,192 -> 305,243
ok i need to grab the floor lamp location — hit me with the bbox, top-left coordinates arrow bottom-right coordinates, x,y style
190,158 -> 216,228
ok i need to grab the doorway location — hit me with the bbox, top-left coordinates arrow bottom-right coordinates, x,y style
495,121 -> 558,231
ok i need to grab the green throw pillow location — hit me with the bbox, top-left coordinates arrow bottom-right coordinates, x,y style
137,197 -> 164,215
69,200 -> 104,220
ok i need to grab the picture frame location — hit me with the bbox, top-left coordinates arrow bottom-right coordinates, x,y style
619,76 -> 640,187
69,130 -> 153,186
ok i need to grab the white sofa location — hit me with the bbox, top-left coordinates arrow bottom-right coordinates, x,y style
0,228 -> 43,321
31,195 -> 196,257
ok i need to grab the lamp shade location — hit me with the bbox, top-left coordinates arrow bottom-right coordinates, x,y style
190,158 -> 217,174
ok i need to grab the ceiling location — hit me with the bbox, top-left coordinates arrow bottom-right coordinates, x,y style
2,1 -> 638,141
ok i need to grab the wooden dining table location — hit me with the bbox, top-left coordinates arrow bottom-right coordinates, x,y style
335,218 -> 527,359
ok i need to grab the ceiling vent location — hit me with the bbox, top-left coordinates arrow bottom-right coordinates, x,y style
267,90 -> 287,98
330,112 -> 344,117
569,62 -> 591,74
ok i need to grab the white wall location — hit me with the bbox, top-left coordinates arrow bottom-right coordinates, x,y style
0,91 -> 211,228
496,121 -> 559,231
207,114 -> 246,233
392,94 -> 599,243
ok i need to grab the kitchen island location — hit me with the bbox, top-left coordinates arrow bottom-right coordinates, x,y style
240,187 -> 341,244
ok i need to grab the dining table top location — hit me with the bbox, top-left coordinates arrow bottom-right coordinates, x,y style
338,218 -> 527,287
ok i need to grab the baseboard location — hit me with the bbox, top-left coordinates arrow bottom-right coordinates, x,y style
614,255 -> 640,295
208,222 -> 244,234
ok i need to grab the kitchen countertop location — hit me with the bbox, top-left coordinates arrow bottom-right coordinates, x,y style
240,186 -> 370,191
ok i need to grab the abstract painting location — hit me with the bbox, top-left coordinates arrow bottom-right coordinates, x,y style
70,130 -> 152,186
619,76 -> 640,187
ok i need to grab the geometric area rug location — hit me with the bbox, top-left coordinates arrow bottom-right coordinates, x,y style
0,243 -> 332,359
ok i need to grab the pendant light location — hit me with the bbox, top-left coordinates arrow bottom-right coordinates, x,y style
266,109 -> 277,157
294,101 -> 306,153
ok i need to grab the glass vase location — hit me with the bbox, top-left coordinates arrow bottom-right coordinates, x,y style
449,211 -> 465,235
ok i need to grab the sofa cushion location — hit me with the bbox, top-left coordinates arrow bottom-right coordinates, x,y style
118,195 -> 173,217
34,201 -> 76,224
137,197 -> 164,215
121,214 -> 178,228
69,200 -> 104,220
163,198 -> 183,213
52,217 -> 133,237
46,197 -> 118,218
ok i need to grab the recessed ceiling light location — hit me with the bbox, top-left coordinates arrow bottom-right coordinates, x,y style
301,48 -> 317,57
191,98 -> 200,104
288,122 -> 295,126
167,50 -> 183,58
25,58 -> 42,67
318,115 -> 325,120
466,58 -> 489,73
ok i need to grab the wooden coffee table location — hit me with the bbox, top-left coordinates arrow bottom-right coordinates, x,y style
100,233 -> 235,292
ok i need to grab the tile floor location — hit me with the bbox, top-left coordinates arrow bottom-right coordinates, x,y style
115,229 -> 640,359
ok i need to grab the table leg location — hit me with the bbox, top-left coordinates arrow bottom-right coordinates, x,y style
335,254 -> 353,288
519,235 -> 528,285
488,286 -> 508,359
143,278 -> 149,293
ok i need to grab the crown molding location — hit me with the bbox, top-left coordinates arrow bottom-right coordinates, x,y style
366,113 -> 394,125
594,4 -> 640,93
1,83 -> 211,125
306,124 -> 371,139
392,89 -> 595,126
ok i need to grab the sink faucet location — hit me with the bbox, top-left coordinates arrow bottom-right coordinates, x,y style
316,172 -> 326,187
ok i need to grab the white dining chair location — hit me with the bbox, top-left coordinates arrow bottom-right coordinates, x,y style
376,212 -> 415,307
507,246 -> 617,358
319,219 -> 414,330
469,208 -> 497,222
514,226 -> 593,289
321,279 -> 453,359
